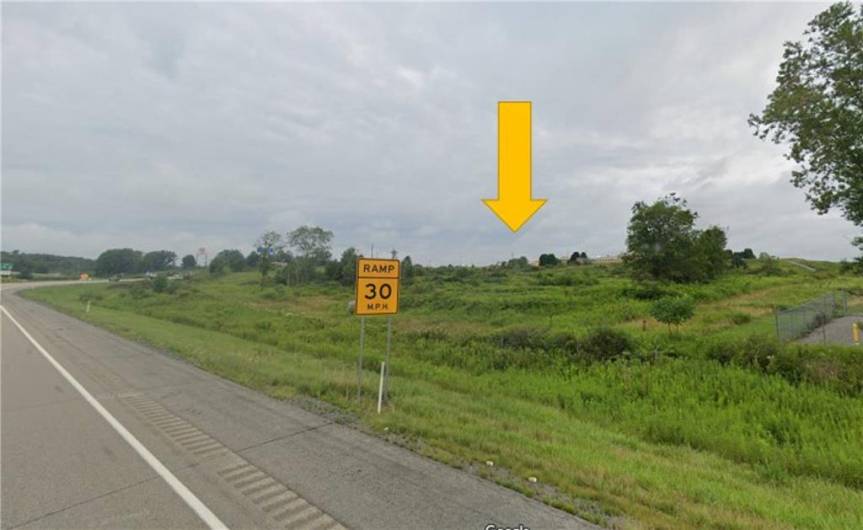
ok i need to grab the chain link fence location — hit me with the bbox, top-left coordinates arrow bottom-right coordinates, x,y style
775,291 -> 848,342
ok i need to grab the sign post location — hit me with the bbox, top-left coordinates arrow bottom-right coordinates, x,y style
356,316 -> 366,399
384,316 -> 392,401
355,258 -> 400,404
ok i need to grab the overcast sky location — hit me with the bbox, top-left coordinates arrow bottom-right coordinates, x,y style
2,2 -> 858,265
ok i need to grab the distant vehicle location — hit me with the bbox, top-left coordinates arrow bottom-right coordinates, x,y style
108,275 -> 121,282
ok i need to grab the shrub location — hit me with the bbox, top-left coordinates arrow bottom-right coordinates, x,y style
78,293 -> 103,303
755,254 -> 783,276
707,336 -> 863,395
579,327 -> 634,362
650,297 -> 695,332
736,335 -> 781,370
730,312 -> 752,325
537,272 -> 598,287
129,282 -> 151,300
706,341 -> 736,365
622,283 -> 669,300
151,274 -> 169,293
495,326 -> 545,350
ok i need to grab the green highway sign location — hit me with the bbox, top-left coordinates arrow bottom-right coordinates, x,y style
0,263 -> 13,271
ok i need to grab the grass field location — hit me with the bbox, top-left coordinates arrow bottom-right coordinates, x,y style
22,261 -> 863,529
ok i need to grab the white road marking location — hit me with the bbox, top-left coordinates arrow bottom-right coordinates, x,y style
0,305 -> 229,530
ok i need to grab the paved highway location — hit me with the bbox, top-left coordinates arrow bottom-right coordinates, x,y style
1,282 -> 595,530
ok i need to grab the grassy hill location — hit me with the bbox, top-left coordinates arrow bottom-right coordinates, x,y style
23,261 -> 863,529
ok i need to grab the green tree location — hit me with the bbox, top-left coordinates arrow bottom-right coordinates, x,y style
730,252 -> 748,269
0,251 -> 94,275
255,231 -> 284,278
141,250 -> 177,272
210,249 -> 245,273
650,297 -> 695,333
568,252 -> 588,265
401,255 -> 414,284
16,259 -> 34,279
538,253 -> 560,267
695,226 -> 730,280
339,248 -> 359,286
95,248 -> 142,276
624,195 -> 728,283
503,256 -> 529,270
287,226 -> 333,264
750,3 -> 863,228
246,251 -> 260,269
208,256 -> 226,275
181,254 -> 197,269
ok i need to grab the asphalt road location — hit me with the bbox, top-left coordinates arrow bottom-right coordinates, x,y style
799,315 -> 862,346
1,282 -> 596,530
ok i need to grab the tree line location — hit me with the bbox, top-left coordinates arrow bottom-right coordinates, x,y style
0,250 -> 96,278
237,226 -> 414,287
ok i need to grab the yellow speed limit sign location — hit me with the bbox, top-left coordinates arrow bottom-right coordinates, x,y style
355,258 -> 399,316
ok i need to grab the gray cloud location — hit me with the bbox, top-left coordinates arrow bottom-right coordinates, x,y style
2,3 -> 857,264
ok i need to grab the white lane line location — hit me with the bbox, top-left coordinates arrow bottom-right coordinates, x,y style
0,305 -> 229,530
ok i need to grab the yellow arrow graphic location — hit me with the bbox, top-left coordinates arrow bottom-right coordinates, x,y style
482,101 -> 547,232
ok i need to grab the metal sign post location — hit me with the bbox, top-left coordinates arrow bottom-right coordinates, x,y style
383,316 -> 392,402
356,316 -> 366,399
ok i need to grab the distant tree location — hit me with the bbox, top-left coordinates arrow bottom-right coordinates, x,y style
0,251 -> 95,275
338,248 -> 359,286
181,254 -> 197,269
742,248 -> 756,260
539,253 -> 560,267
624,194 -> 728,283
401,255 -> 414,283
255,231 -> 284,278
650,297 -> 695,333
568,251 -> 588,265
695,226 -> 729,280
141,250 -> 177,272
246,251 -> 260,269
210,249 -> 245,273
750,2 -> 863,228
730,252 -> 748,269
274,249 -> 293,263
503,256 -> 529,270
208,256 -> 226,275
283,258 -> 316,284
287,226 -> 333,264
95,248 -> 142,277
16,259 -> 34,279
